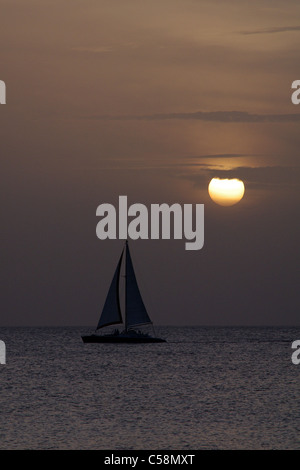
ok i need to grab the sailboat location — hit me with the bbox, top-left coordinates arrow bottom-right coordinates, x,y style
81,241 -> 166,343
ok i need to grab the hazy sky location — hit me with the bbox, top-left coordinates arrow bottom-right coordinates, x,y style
1,0 -> 300,326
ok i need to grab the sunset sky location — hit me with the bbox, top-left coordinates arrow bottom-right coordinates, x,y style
1,0 -> 300,326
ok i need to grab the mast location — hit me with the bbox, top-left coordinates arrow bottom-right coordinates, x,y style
124,240 -> 128,332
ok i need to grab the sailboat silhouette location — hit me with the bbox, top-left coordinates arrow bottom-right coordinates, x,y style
81,241 -> 166,343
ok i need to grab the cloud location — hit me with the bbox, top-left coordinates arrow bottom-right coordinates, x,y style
188,153 -> 255,159
87,110 -> 300,123
178,165 -> 300,190
240,25 -> 300,35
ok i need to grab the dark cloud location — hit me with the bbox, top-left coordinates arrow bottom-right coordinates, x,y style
188,154 -> 256,159
240,25 -> 300,35
179,165 -> 300,190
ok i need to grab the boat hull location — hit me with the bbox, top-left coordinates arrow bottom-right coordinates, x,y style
81,334 -> 166,344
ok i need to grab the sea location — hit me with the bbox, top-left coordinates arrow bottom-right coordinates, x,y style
0,326 -> 299,450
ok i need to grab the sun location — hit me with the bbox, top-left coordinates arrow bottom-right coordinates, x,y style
208,178 -> 245,206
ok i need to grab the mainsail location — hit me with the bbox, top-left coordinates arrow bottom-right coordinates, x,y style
125,242 -> 152,329
96,250 -> 124,330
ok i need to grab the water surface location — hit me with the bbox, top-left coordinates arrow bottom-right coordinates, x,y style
0,326 -> 299,449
